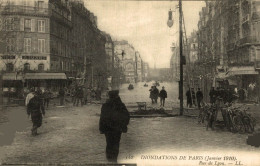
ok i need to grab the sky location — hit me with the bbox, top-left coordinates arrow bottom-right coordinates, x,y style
85,0 -> 205,68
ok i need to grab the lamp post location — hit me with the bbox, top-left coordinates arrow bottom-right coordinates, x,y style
168,0 -> 183,115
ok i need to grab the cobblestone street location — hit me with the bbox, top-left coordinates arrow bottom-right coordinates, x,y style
0,100 -> 260,165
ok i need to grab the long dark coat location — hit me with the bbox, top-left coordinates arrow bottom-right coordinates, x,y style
99,97 -> 130,133
159,89 -> 167,99
27,96 -> 45,128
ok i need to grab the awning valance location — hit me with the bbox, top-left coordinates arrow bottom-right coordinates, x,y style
227,66 -> 258,76
25,73 -> 67,80
2,73 -> 23,80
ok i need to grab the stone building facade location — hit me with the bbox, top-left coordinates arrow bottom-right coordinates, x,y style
0,0 -> 110,96
197,0 -> 260,102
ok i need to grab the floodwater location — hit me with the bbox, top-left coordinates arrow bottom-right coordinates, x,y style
119,81 -> 180,108
0,106 -> 30,146
0,81 -> 180,146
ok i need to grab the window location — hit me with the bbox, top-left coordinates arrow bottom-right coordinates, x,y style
6,63 -> 14,72
38,39 -> 45,53
6,38 -> 15,52
24,38 -> 31,53
256,49 -> 260,61
24,63 -> 30,71
38,20 -> 45,32
5,18 -> 14,31
24,19 -> 31,31
38,64 -> 44,71
38,1 -> 44,8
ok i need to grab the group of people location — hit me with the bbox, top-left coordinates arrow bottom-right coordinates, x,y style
186,88 -> 204,108
186,86 -> 238,109
149,86 -> 168,107
25,86 -> 130,163
209,87 -> 236,104
70,86 -> 102,106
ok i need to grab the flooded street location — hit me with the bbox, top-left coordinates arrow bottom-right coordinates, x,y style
0,107 -> 30,146
119,81 -> 179,108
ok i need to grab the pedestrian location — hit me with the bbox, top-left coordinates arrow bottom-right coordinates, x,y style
99,90 -> 130,163
191,88 -> 196,107
186,88 -> 192,108
87,88 -> 92,104
238,88 -> 245,102
196,88 -> 203,108
96,87 -> 102,101
91,88 -> 96,101
25,89 -> 34,106
149,86 -> 154,104
75,87 -> 84,106
153,86 -> 159,103
83,87 -> 88,105
159,86 -> 167,107
209,87 -> 216,104
43,88 -> 51,108
27,91 -> 45,136
59,87 -> 65,106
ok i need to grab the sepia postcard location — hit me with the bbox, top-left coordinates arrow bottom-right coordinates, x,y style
0,0 -> 260,165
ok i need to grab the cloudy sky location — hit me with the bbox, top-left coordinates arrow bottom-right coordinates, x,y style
85,0 -> 205,68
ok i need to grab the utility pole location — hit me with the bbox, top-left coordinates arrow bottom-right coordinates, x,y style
179,0 -> 184,115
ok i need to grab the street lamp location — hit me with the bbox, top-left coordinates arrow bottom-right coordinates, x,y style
167,0 -> 184,115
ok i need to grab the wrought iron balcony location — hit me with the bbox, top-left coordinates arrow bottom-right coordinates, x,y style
50,9 -> 72,27
252,11 -> 260,20
255,61 -> 260,69
239,36 -> 259,45
1,5 -> 49,16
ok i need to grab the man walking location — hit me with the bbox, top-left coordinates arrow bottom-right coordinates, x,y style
43,88 -> 51,108
27,91 -> 45,136
59,87 -> 65,106
196,88 -> 203,108
75,87 -> 84,106
191,88 -> 196,107
209,87 -> 216,104
153,86 -> 159,103
99,90 -> 130,163
186,88 -> 192,108
159,86 -> 167,107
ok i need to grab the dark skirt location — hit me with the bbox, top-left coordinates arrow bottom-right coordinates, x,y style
31,111 -> 42,128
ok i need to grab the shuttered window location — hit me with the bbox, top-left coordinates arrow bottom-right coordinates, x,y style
38,39 -> 45,53
38,20 -> 45,32
24,38 -> 31,53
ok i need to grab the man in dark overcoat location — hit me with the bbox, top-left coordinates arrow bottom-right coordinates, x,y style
196,88 -> 203,108
186,88 -> 192,108
99,90 -> 130,163
159,86 -> 167,107
27,91 -> 45,136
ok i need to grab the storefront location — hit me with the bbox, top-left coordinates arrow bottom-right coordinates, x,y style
226,66 -> 259,102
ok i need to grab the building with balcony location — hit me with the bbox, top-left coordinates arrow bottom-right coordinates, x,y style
196,0 -> 260,102
0,0 -> 110,100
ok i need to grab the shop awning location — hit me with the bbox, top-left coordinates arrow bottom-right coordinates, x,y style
227,66 -> 258,76
25,73 -> 67,80
2,73 -> 23,80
